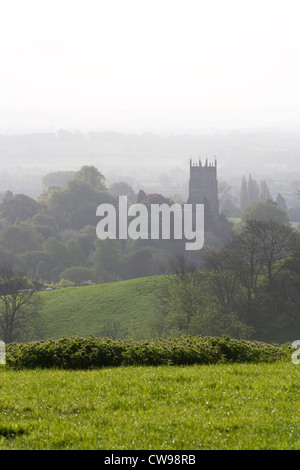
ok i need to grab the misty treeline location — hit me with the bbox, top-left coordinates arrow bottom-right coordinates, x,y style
0,165 -> 299,289
219,173 -> 300,223
0,165 -> 187,286
0,164 -> 299,342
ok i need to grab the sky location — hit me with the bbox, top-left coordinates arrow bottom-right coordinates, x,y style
1,0 -> 300,133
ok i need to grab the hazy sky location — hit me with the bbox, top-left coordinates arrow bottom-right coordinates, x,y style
1,0 -> 300,133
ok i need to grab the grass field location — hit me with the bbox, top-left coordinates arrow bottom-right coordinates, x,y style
38,274 -> 296,344
39,276 -> 168,340
0,362 -> 299,450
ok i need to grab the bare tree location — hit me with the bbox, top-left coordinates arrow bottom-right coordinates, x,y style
0,265 -> 44,343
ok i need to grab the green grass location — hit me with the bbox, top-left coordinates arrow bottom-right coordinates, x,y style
39,276 -> 168,340
0,362 -> 299,450
38,274 -> 297,343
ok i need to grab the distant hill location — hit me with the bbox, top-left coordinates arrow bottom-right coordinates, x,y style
39,276 -> 169,341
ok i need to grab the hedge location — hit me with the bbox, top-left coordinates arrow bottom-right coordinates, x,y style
3,335 -> 291,370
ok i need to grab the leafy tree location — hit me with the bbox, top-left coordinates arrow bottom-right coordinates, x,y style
258,180 -> 272,202
121,246 -> 164,279
73,165 -> 106,191
109,182 -> 136,202
43,237 -> 70,271
59,266 -> 97,285
249,219 -> 295,287
42,171 -> 76,189
66,239 -> 87,267
161,254 -> 251,338
205,218 -> 298,335
77,225 -> 98,258
47,179 -> 114,230
93,239 -> 122,282
0,265 -> 44,342
0,247 -> 21,271
33,224 -> 56,241
241,201 -> 289,225
247,174 -> 260,206
276,193 -> 288,212
240,175 -> 248,211
0,224 -> 42,253
0,194 -> 40,224
220,199 -> 241,218
240,175 -> 272,211
20,251 -> 55,280
31,212 -> 58,234
203,248 -> 243,314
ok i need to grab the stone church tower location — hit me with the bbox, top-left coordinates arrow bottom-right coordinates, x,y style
188,158 -> 219,231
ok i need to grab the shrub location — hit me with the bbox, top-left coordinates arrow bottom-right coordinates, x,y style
5,335 -> 291,370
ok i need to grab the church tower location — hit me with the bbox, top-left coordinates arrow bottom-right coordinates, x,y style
188,158 -> 219,231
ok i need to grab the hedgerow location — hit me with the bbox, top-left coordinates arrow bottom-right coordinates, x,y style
4,335 -> 291,370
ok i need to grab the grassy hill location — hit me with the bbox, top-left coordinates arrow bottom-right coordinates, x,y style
39,276 -> 169,341
38,273 -> 296,344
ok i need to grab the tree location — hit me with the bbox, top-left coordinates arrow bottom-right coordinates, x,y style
161,254 -> 251,338
240,175 -> 248,211
47,179 -> 114,230
251,218 -> 295,287
109,182 -> 136,203
247,174 -> 260,206
203,248 -> 243,314
0,265 -> 44,342
214,218 -> 297,332
66,239 -> 87,267
42,171 -> 76,189
43,237 -> 70,273
258,180 -> 272,202
0,194 -> 40,225
93,239 -> 122,282
1,224 -> 42,253
220,199 -> 241,218
241,201 -> 289,225
59,266 -> 97,285
240,175 -> 272,211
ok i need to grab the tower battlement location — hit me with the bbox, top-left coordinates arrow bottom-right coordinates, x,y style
190,157 -> 217,169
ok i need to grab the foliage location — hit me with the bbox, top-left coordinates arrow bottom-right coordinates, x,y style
59,266 -> 97,285
162,254 -> 253,340
5,335 -> 291,370
241,201 -> 289,225
93,238 -> 122,281
109,181 -> 136,202
73,165 -> 107,192
0,224 -> 42,254
0,194 -> 40,225
240,175 -> 272,211
204,218 -> 300,339
42,170 -> 76,189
